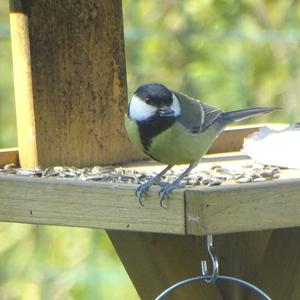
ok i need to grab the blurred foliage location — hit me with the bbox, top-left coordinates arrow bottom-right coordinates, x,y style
0,224 -> 138,300
1,0 -> 300,299
0,2 -> 16,147
124,0 -> 300,122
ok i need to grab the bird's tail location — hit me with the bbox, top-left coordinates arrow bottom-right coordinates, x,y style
221,107 -> 278,123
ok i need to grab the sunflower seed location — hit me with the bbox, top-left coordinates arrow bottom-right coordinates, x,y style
16,169 -> 35,176
236,177 -> 252,183
253,177 -> 270,182
4,163 -> 16,170
208,179 -> 222,186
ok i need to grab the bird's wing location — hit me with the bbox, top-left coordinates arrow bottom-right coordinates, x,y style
173,91 -> 223,133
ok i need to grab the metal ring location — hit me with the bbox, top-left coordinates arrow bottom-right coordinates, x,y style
155,275 -> 271,300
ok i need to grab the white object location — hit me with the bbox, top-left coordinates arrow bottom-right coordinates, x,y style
242,123 -> 300,169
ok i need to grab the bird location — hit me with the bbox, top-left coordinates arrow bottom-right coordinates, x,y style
125,83 -> 276,206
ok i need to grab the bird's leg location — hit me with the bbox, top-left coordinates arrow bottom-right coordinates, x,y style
136,164 -> 174,206
159,162 -> 198,207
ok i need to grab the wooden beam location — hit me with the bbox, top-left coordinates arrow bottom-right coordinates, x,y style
0,170 -> 300,235
214,231 -> 272,300
208,125 -> 260,154
0,148 -> 19,166
9,0 -> 141,168
185,178 -> 300,235
107,231 -> 223,300
291,264 -> 300,300
107,230 -> 274,300
248,228 -> 300,300
0,175 -> 184,234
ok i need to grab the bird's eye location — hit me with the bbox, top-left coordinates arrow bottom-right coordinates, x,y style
145,98 -> 152,105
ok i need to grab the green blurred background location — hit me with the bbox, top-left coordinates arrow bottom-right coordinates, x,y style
0,0 -> 300,299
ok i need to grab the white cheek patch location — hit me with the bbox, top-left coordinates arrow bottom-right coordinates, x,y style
128,93 -> 182,121
171,93 -> 181,117
129,95 -> 157,121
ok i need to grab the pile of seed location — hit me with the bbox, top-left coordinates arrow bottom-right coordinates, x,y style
201,164 -> 280,186
0,163 -> 281,188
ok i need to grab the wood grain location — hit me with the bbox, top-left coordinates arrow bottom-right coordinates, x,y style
9,2 -> 38,168
107,231 -> 223,300
10,0 -> 141,168
0,148 -> 19,166
185,178 -> 300,235
215,231 -> 272,300
0,175 -> 184,234
291,263 -> 300,300
1,170 -> 300,235
248,228 -> 300,300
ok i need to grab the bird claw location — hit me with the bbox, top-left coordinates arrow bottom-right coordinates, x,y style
137,178 -> 183,208
135,183 -> 151,206
159,182 -> 179,208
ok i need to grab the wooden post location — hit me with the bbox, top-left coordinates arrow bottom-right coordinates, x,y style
9,0 -> 140,168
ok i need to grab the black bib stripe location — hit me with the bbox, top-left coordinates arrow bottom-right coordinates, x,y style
137,115 -> 176,151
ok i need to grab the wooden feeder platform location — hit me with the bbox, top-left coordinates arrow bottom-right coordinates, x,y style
1,150 -> 300,237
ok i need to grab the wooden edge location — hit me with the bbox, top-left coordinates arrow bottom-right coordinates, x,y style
9,5 -> 39,168
208,124 -> 273,154
0,175 -> 185,235
0,148 -> 19,166
185,178 -> 300,235
1,171 -> 300,236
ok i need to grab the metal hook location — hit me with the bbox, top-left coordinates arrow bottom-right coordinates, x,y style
200,234 -> 219,284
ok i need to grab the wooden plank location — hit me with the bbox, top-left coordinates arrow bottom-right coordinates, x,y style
208,125 -> 260,154
107,231 -> 223,300
215,231 -> 272,300
0,164 -> 300,235
9,0 -> 141,168
248,228 -> 300,300
0,175 -> 184,234
185,178 -> 300,235
291,263 -> 300,300
0,148 -> 19,166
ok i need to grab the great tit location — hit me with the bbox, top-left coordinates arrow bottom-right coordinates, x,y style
125,83 -> 276,206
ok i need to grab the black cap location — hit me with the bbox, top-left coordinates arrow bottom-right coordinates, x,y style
134,83 -> 173,107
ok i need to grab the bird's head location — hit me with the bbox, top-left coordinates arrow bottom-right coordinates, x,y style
128,83 -> 181,121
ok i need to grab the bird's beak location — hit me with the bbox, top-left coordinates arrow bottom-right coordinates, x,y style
158,107 -> 175,117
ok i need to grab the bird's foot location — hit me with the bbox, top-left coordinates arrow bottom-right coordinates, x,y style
135,182 -> 153,206
159,181 -> 184,208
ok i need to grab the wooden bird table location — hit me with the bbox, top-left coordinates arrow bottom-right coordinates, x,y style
2,1 -> 300,299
